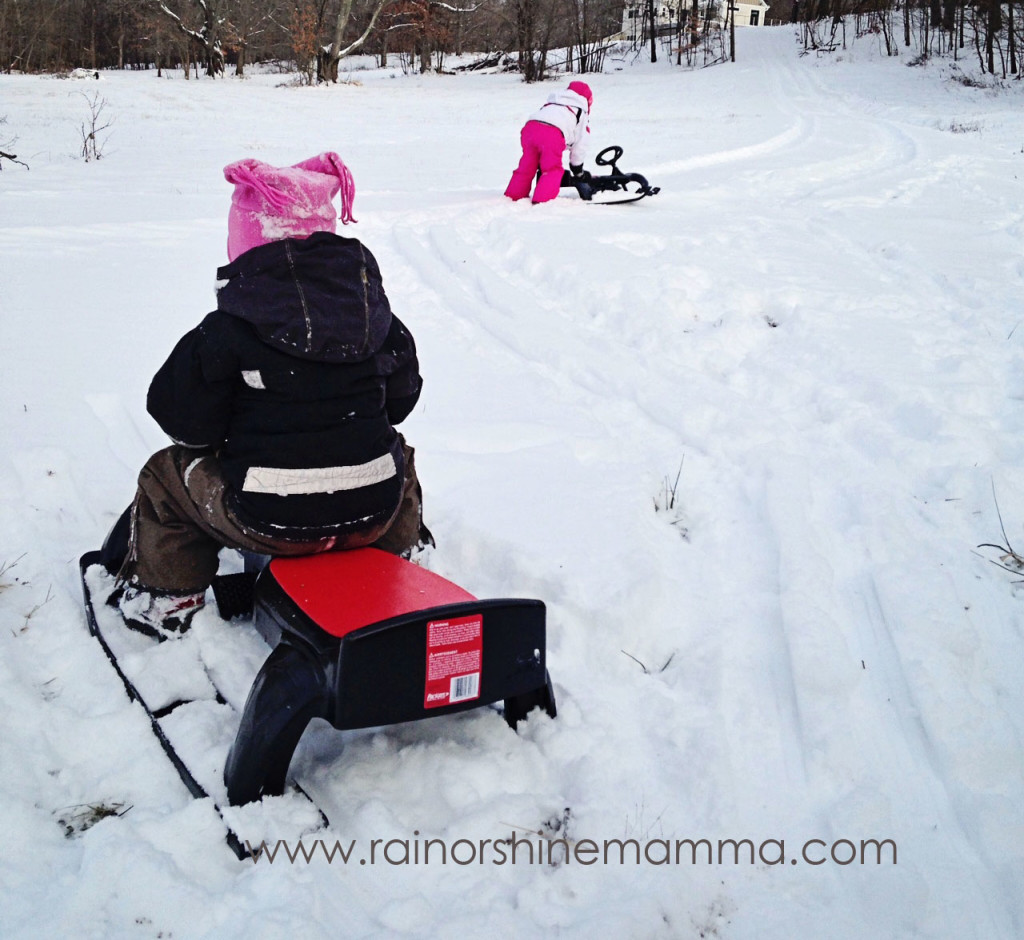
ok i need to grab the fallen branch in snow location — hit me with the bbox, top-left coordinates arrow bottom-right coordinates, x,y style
498,808 -> 574,866
13,583 -> 53,635
653,457 -> 684,513
0,148 -> 28,170
25,585 -> 53,620
0,553 -> 27,591
621,649 -> 676,674
56,801 -> 132,838
1,116 -> 28,170
653,457 -> 689,539
976,482 -> 1024,581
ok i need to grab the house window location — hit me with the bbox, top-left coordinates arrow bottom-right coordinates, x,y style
750,9 -> 759,24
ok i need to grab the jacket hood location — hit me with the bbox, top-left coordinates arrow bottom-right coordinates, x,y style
215,231 -> 391,364
567,81 -> 593,108
545,89 -> 589,112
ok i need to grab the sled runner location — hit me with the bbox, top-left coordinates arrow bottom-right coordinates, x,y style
80,531 -> 556,856
561,145 -> 661,205
80,551 -> 326,858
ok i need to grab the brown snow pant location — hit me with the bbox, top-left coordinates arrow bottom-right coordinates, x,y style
118,439 -> 426,595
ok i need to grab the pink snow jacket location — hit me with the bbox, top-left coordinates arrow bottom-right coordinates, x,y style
528,89 -> 591,166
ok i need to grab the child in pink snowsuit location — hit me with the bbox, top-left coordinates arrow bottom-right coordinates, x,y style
504,81 -> 592,204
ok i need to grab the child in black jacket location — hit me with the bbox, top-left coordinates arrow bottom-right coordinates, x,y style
112,153 -> 430,638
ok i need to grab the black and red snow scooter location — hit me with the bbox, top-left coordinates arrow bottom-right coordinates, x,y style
81,512 -> 556,858
560,145 -> 661,205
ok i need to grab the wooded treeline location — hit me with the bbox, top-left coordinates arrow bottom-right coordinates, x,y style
787,0 -> 1023,76
3,0 -> 1021,79
0,0 -> 623,79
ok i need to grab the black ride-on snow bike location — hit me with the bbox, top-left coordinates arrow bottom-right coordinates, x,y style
561,145 -> 661,205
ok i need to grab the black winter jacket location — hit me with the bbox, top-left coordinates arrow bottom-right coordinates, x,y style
147,232 -> 421,540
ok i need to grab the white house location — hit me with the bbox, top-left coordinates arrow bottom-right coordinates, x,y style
724,0 -> 770,26
618,0 -> 770,41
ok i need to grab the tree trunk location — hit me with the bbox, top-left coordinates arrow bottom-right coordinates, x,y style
1008,2 -> 1017,74
325,0 -> 356,81
152,0 -> 224,78
986,0 -> 1001,72
730,0 -> 736,61
929,0 -> 942,54
322,0 -> 388,82
647,0 -> 657,62
89,1 -> 97,70
515,0 -> 538,80
941,0 -> 956,36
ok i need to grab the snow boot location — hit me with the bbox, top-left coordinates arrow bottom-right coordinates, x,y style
110,580 -> 205,640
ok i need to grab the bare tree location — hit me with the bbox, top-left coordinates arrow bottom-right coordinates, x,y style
289,1 -> 321,82
565,0 -> 618,72
509,0 -> 561,80
151,0 -> 228,76
381,0 -> 482,73
77,90 -> 113,160
225,0 -> 288,75
320,0 -> 392,81
1,0 -> 71,72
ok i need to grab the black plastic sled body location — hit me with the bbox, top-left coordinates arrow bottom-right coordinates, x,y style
561,145 -> 661,205
83,536 -> 557,824
225,549 -> 557,806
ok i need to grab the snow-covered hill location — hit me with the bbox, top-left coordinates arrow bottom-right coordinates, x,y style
1,26 -> 1022,938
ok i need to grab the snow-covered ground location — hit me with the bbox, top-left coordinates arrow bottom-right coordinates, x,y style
2,26 -> 1024,938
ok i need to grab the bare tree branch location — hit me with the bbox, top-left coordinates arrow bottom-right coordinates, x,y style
0,150 -> 30,170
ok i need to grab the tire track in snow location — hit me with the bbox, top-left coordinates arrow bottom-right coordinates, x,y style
382,214 -> 832,827
644,116 -> 810,177
745,36 -> 921,204
712,42 -> 1024,905
84,393 -> 158,480
380,217 -> 748,803
713,39 -> 1013,339
384,218 -> 709,459
857,574 -> 1013,936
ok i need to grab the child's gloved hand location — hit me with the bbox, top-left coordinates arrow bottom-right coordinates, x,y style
570,163 -> 584,177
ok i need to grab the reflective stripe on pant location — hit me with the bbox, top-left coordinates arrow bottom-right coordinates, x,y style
119,439 -> 425,594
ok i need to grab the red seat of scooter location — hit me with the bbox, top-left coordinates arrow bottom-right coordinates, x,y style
267,548 -> 476,639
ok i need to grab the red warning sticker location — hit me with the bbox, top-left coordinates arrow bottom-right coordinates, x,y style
424,613 -> 483,709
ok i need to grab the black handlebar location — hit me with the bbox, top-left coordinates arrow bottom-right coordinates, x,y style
594,145 -> 624,171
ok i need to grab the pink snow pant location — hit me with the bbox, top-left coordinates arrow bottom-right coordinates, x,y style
504,121 -> 566,204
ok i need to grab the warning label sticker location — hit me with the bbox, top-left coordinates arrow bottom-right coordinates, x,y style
424,613 -> 483,709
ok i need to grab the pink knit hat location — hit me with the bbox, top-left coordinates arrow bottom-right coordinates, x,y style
568,81 -> 593,109
224,152 -> 356,261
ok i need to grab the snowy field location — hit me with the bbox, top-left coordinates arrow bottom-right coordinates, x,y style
2,24 -> 1024,938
